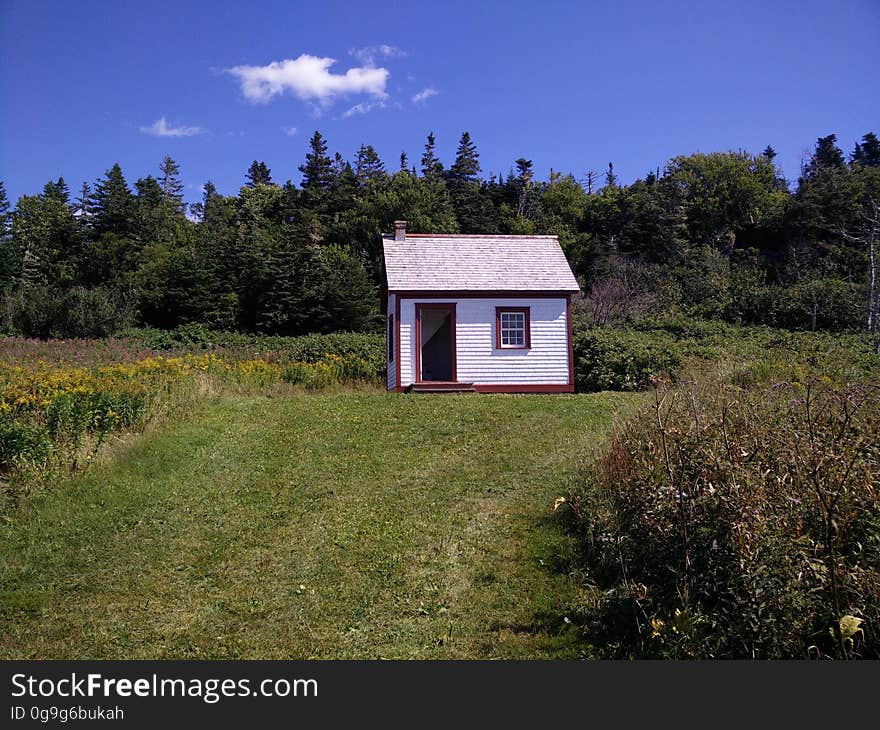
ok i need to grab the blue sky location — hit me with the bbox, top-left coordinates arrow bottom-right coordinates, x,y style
1,0 -> 878,205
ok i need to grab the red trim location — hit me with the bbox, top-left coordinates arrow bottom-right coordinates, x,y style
566,294 -> 574,389
495,306 -> 531,349
394,294 -> 401,391
414,303 -> 457,383
474,384 -> 574,393
390,290 -> 576,299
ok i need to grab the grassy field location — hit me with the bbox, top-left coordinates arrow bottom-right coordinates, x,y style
0,391 -> 636,659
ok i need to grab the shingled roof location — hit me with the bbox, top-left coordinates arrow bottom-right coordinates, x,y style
383,231 -> 580,292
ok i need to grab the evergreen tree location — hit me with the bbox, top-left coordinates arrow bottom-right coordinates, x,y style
514,158 -> 535,218
0,182 -> 12,289
804,134 -> 846,176
0,181 -> 10,235
447,132 -> 480,182
43,177 -> 70,204
299,131 -> 334,191
762,145 -> 777,162
134,175 -> 165,242
90,163 -> 135,236
399,151 -> 409,173
197,180 -> 224,225
605,162 -> 618,188
158,156 -> 185,213
851,132 -> 880,167
245,160 -> 273,186
420,132 -> 444,179
10,190 -> 80,289
355,145 -> 386,184
135,176 -> 164,209
75,182 -> 90,220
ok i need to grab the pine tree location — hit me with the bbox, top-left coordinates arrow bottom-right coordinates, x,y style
0,181 -> 10,235
90,163 -> 135,236
135,176 -> 164,209
421,132 -> 444,179
446,133 -> 493,233
245,161 -> 273,186
851,132 -> 880,167
605,162 -> 618,188
355,145 -> 386,184
804,134 -> 846,176
447,132 -> 480,182
333,157 -> 358,194
0,181 -> 12,288
399,151 -> 409,173
299,131 -> 334,190
75,182 -> 90,220
41,177 -> 71,205
514,158 -> 534,218
200,180 -> 224,225
158,156 -> 185,212
762,145 -> 778,162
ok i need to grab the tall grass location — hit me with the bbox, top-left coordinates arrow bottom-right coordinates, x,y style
563,368 -> 880,658
0,335 -> 384,499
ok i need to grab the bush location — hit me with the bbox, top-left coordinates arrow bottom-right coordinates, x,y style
572,328 -> 682,392
117,326 -> 385,370
564,376 -> 880,658
1,286 -> 135,339
0,417 -> 49,473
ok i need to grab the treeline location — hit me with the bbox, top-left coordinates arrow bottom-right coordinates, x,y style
0,130 -> 878,339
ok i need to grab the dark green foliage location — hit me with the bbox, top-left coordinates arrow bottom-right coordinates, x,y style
804,134 -> 846,176
0,416 -> 49,473
299,131 -> 333,191
1,285 -> 134,339
420,132 -> 444,179
448,132 -> 480,182
1,128 -> 878,339
118,325 -> 385,370
851,133 -> 880,167
89,163 -> 135,237
245,161 -> 273,187
572,327 -> 682,391
355,145 -> 386,185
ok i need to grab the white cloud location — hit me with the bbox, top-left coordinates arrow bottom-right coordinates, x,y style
411,87 -> 438,104
349,44 -> 406,66
139,116 -> 204,137
227,54 -> 389,106
340,101 -> 385,119
281,126 -> 298,136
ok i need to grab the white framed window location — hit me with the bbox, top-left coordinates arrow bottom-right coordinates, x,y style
496,307 -> 530,349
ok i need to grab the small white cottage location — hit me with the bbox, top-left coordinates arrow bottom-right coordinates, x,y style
383,221 -> 580,393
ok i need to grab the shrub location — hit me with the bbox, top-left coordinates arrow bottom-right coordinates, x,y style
116,326 -> 385,373
0,417 -> 49,473
564,376 -> 880,658
1,286 -> 135,339
572,328 -> 682,392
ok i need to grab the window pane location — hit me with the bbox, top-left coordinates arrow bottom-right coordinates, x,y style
499,309 -> 527,347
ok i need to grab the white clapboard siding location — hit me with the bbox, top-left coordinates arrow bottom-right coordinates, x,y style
397,297 -> 569,387
386,294 -> 397,391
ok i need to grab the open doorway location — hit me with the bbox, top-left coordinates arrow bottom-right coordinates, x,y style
416,304 -> 456,382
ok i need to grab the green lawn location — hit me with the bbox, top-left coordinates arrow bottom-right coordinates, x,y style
0,392 -> 635,659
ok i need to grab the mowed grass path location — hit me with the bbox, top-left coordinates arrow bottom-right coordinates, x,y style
1,392 -> 635,659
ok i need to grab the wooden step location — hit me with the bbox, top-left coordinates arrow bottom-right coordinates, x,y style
406,382 -> 476,394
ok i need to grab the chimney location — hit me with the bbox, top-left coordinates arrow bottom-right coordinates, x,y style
393,220 -> 407,241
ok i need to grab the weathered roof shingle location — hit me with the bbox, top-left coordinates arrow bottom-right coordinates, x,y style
383,233 -> 580,292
